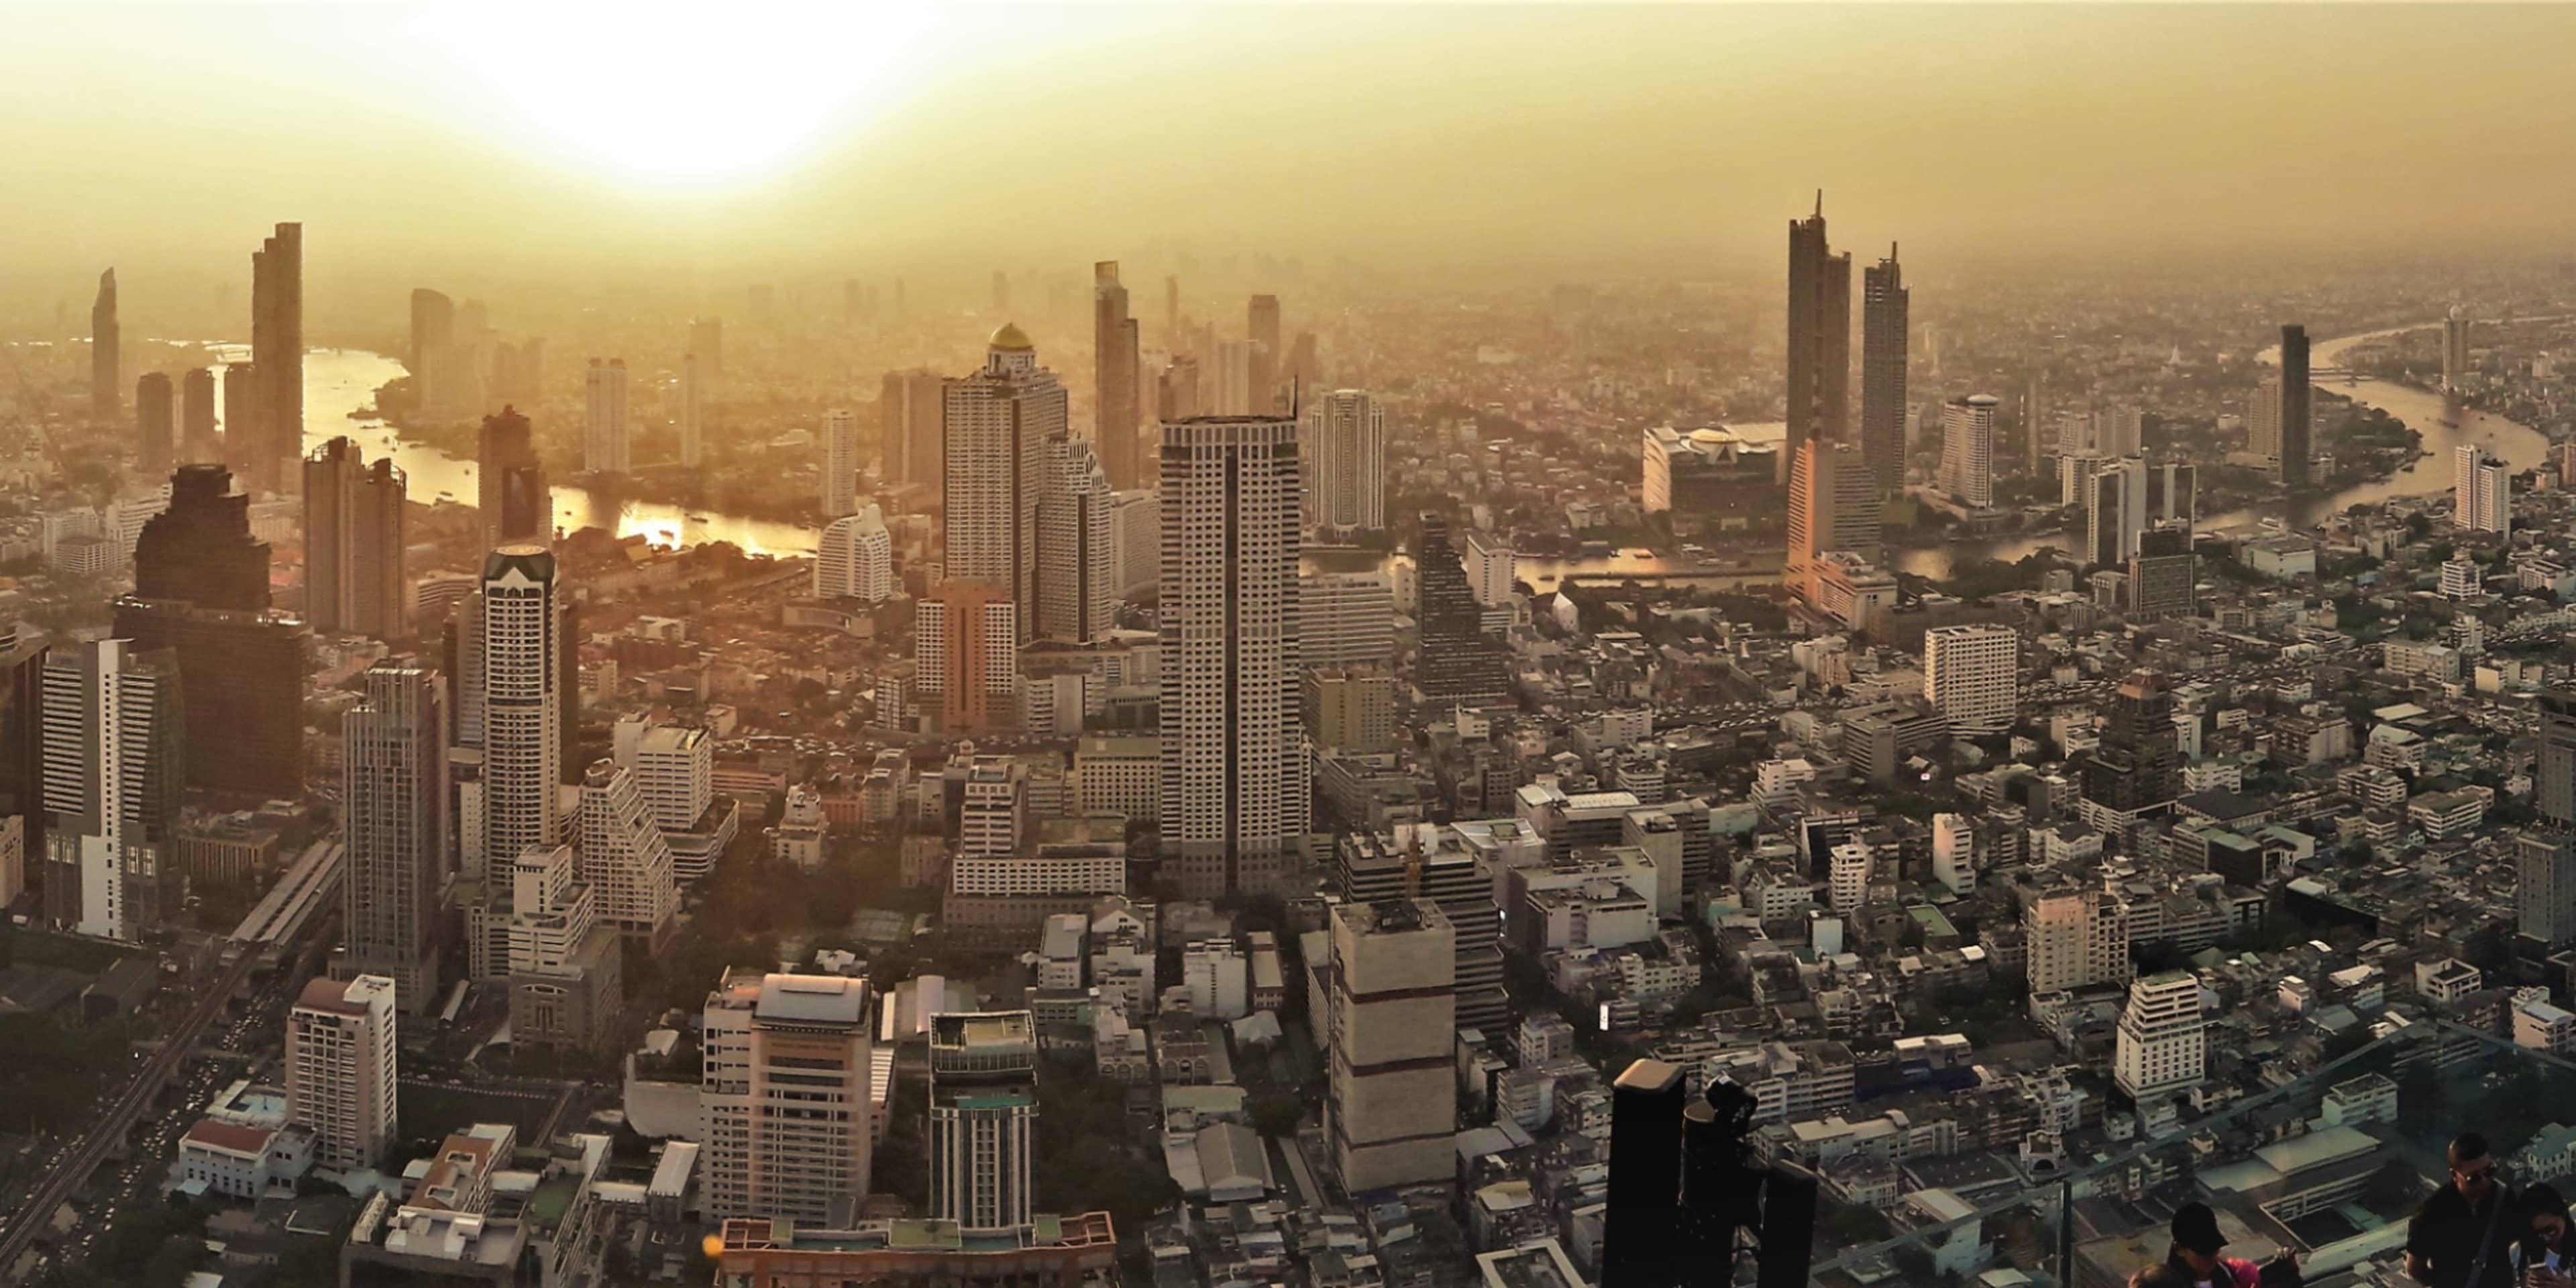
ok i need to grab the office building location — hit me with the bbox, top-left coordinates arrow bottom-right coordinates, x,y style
134,463 -> 269,610
2025,887 -> 2133,994
701,971 -> 874,1223
305,437 -> 408,638
1413,513 -> 1513,706
409,288 -> 455,411
690,317 -> 723,378
91,268 -> 119,422
1035,437 -> 1117,645
679,352 -> 704,468
916,582 -> 1020,734
2517,831 -> 2576,951
1860,245 -> 1909,494
40,640 -> 184,941
341,658 -> 449,1012
1339,828 -> 1507,1032
820,408 -> 859,519
1601,1059 -> 1686,1288
1159,415 -> 1308,898
476,407 -> 550,548
944,325 -> 1067,622
286,973 -> 398,1173
480,547 -> 568,869
1464,531 -> 1514,606
136,371 -> 174,475
181,368 -> 218,464
1303,670 -> 1399,757
2540,690 -> 2576,826
881,368 -> 944,489
816,504 -> 894,603
0,638 -> 46,916
223,360 -> 260,482
250,223 -> 304,493
504,843 -> 621,1052
1326,899 -> 1456,1192
2277,325 -> 2311,486
1786,439 -> 1881,606
1938,395 -> 2000,509
1786,194 -> 1851,474
2127,527 -> 2196,623
2456,444 -> 2510,535
2444,305 -> 2471,392
928,1011 -> 1039,1236
2114,971 -> 2204,1102
1093,262 -> 1143,490
2084,669 -> 2182,830
1299,559 -> 1396,670
1923,624 -> 2015,734
1306,389 -> 1387,535
1640,425 -> 1782,525
584,359 -> 629,475
2247,377 -> 2283,468
578,759 -> 681,953
614,719 -> 731,885
1248,294 -> 1282,410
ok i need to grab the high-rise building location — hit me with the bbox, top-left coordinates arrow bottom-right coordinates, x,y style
584,358 -> 630,475
304,437 -> 408,638
1110,489 -> 1159,598
1413,513 -> 1513,706
1923,625 -> 2015,735
2025,886 -> 2133,994
1463,532 -> 1515,607
286,974 -> 398,1173
578,759 -> 681,953
0,637 -> 47,916
1035,437 -> 1116,644
679,353 -> 704,469
1338,828 -> 1507,1032
1938,395 -> 2000,509
880,368 -> 944,489
916,582 -> 1019,734
2538,688 -> 2576,826
1326,899 -> 1456,1191
476,407 -> 550,549
409,288 -> 455,411
223,360 -> 260,481
1093,262 -> 1143,490
251,223 -> 304,493
1786,194 -> 1852,476
1786,439 -> 1882,606
943,324 -> 1067,625
2127,527 -> 2196,623
690,317 -> 723,379
1160,415 -> 1307,898
136,372 -> 174,475
1860,246 -> 1909,495
820,408 -> 859,518
1248,294 -> 1283,411
927,1011 -> 1038,1236
40,640 -> 184,941
815,505 -> 894,603
2247,377 -> 2282,468
180,368 -> 218,464
1306,390 -> 1387,535
2443,305 -> 2472,393
341,657 -> 449,1012
701,971 -> 873,1222
2083,669 -> 2182,830
2113,971 -> 2204,1102
614,719 -> 730,885
2277,324 -> 2310,487
2455,444 -> 2511,535
2516,831 -> 2576,951
1601,1059 -> 1686,1288
91,269 -> 120,423
135,463 -> 269,610
480,547 -> 567,869
503,841 -> 622,1051
1299,564 -> 1396,670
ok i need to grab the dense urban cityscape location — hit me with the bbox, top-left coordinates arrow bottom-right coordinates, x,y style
6,7 -> 2576,1288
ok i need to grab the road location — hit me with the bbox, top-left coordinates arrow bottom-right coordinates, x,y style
0,941 -> 267,1277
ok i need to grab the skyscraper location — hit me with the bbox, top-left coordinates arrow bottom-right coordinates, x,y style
1093,262 -> 1143,490
1248,294 -> 1283,411
820,408 -> 859,518
251,223 -> 304,492
2113,971 -> 2204,1103
584,358 -> 630,474
1034,436 -> 1116,644
2444,304 -> 2472,392
341,657 -> 449,1012
679,353 -> 704,469
2538,688 -> 2576,826
1938,394 -> 1999,509
1786,194 -> 1852,476
136,371 -> 174,475
2516,831 -> 2576,951
476,407 -> 550,549
1306,389 -> 1387,535
180,368 -> 218,464
1923,624 -> 2016,734
1325,899 -> 1456,1192
91,268 -> 119,423
1601,1059 -> 1685,1288
2455,444 -> 2510,535
880,368 -> 943,488
815,505 -> 894,603
1413,513 -> 1513,706
0,636 -> 47,917
2083,669 -> 2181,831
1785,439 -> 1881,605
303,437 -> 408,638
2247,377 -> 2282,468
223,362 -> 260,478
409,288 -> 453,406
286,974 -> 398,1173
701,971 -> 873,1222
927,1011 -> 1038,1236
2277,324 -> 2310,487
1860,246 -> 1909,494
578,759 -> 681,953
916,582 -> 1019,734
689,317 -> 722,378
480,546 -> 566,871
943,324 -> 1066,624
1161,414 -> 1307,898
133,464 -> 267,610
40,639 -> 185,941
2025,887 -> 2133,994
2127,527 -> 2197,623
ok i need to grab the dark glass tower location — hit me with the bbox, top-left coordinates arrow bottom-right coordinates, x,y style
2082,669 -> 2182,824
91,269 -> 119,423
1786,193 -> 1852,476
476,407 -> 551,548
133,464 -> 271,611
1860,246 -> 1909,495
2279,323 -> 2310,487
1412,513 -> 1512,705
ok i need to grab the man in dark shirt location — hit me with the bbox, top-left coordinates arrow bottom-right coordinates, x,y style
2408,1133 -> 2517,1288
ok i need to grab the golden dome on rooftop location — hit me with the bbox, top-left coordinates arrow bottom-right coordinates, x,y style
989,322 -> 1035,352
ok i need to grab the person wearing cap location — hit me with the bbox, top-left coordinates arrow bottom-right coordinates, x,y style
2409,1132 -> 2519,1288
2167,1202 -> 2265,1288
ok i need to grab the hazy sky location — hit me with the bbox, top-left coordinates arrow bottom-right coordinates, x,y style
6,3 -> 2574,306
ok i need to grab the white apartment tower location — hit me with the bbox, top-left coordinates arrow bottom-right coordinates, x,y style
1036,436 -> 1118,643
583,358 -> 629,474
1306,389 -> 1387,535
820,408 -> 860,519
578,759 -> 681,950
943,324 -> 1067,627
700,971 -> 874,1222
815,505 -> 894,603
2025,887 -> 2134,994
927,1011 -> 1039,1236
341,657 -> 450,1012
286,973 -> 398,1173
1327,899 -> 1456,1191
1938,394 -> 1999,509
2455,444 -> 2510,536
1924,623 -> 2017,735
480,547 -> 566,871
1160,415 -> 1309,898
2444,305 -> 2472,392
2114,970 -> 2205,1102
619,721 -> 712,835
39,639 -> 184,942
678,352 -> 704,468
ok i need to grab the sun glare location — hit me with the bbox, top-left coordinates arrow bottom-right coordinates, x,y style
410,3 -> 936,190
